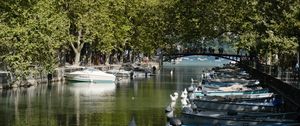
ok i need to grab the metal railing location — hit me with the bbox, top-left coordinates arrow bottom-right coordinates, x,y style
243,61 -> 300,89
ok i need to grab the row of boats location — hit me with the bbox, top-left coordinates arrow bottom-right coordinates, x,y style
166,64 -> 300,126
64,63 -> 154,84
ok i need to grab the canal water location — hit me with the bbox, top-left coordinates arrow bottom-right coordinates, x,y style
0,56 -> 230,126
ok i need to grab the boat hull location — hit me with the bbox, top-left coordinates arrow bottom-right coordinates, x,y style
193,89 -> 273,98
65,68 -> 116,83
193,99 -> 275,112
181,112 -> 298,126
66,74 -> 115,83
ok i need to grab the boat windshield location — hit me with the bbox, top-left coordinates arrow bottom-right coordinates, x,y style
84,68 -> 100,72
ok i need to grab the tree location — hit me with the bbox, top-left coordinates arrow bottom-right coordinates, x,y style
0,0 -> 68,83
57,0 -> 103,66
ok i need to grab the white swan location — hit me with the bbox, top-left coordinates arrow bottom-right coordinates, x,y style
180,91 -> 190,108
170,92 -> 179,101
170,92 -> 178,109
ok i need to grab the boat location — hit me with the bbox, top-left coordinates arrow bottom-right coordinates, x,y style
197,57 -> 208,61
122,62 -> 153,78
131,65 -> 152,78
190,95 -> 275,103
191,98 -> 280,112
106,69 -> 132,77
180,108 -> 300,126
192,89 -> 272,97
65,68 -> 116,83
166,93 -> 299,126
205,79 -> 260,85
201,83 -> 262,92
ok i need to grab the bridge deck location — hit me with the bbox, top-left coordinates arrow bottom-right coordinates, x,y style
163,52 -> 253,62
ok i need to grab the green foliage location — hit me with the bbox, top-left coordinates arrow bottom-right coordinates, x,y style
224,0 -> 300,65
0,0 -> 69,80
1,0 -> 300,79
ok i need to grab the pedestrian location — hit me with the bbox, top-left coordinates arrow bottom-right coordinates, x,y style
152,66 -> 156,73
295,62 -> 299,79
47,73 -> 52,84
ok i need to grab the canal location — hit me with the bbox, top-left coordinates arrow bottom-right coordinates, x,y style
0,56 -> 230,126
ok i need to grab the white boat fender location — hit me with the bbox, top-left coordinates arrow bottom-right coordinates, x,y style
254,80 -> 260,85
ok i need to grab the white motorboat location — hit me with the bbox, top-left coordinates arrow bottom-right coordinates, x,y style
65,68 -> 116,83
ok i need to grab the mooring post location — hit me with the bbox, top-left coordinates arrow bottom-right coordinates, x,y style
159,50 -> 163,68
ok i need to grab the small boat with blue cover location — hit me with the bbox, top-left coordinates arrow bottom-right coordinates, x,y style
192,89 -> 273,98
192,97 -> 282,112
179,107 -> 300,126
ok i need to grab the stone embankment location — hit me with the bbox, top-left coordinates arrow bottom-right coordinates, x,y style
0,62 -> 159,90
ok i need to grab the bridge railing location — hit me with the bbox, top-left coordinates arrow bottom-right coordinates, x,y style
163,48 -> 252,62
165,47 -> 228,55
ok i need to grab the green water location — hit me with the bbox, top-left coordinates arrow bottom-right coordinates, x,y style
0,56 -> 229,126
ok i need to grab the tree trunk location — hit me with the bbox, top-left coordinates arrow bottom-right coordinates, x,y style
74,51 -> 81,66
131,52 -> 135,63
120,54 -> 124,64
105,53 -> 110,65
126,50 -> 131,63
71,29 -> 84,66
87,52 -> 92,66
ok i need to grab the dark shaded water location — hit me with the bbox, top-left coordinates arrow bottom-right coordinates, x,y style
0,56 -> 229,126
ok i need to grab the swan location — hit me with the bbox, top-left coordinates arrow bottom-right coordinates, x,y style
170,92 -> 179,109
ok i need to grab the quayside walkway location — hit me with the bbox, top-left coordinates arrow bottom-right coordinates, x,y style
236,60 -> 300,111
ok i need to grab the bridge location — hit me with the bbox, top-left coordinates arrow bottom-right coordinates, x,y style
162,52 -> 254,62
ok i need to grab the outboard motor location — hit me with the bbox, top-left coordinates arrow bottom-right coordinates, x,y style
165,105 -> 174,121
169,118 -> 182,126
191,103 -> 198,112
187,85 -> 194,93
182,107 -> 193,114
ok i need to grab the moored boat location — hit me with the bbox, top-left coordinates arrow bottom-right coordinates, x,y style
192,89 -> 272,97
192,98 -> 280,112
65,68 -> 116,83
166,91 -> 299,126
106,69 -> 132,77
180,108 -> 300,126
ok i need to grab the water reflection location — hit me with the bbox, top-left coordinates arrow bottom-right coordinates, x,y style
68,83 -> 116,125
68,83 -> 116,96
0,56 -> 231,126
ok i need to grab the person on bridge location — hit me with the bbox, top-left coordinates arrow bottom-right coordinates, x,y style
218,47 -> 224,54
237,48 -> 240,55
295,63 -> 299,71
295,62 -> 299,79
